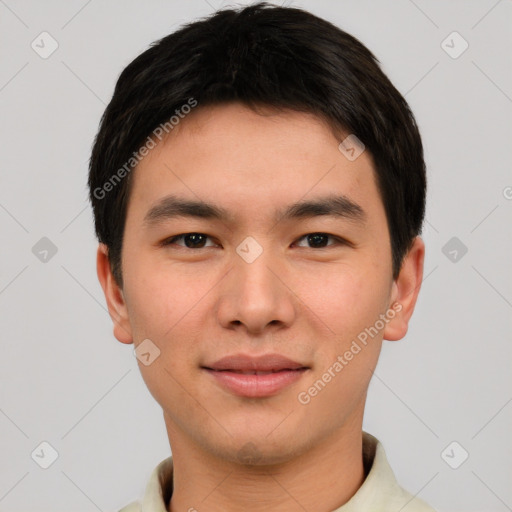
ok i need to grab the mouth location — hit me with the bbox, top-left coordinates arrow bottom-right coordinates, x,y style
202,353 -> 309,398
209,369 -> 302,375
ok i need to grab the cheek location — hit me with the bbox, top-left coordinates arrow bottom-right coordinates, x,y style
124,256 -> 213,350
295,267 -> 390,383
295,264 -> 384,333
122,260 -> 174,342
297,272 -> 386,411
123,266 -> 204,405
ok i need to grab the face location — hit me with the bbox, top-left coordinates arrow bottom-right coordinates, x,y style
98,102 -> 424,465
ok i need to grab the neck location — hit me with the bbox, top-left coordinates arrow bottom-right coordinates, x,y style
165,414 -> 366,512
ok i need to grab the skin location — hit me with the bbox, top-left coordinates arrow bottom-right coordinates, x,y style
97,102 -> 425,512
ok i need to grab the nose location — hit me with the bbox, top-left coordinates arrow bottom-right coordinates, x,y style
216,243 -> 296,335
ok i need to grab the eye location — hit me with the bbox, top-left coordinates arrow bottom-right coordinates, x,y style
294,232 -> 346,249
161,232 -> 349,250
161,233 -> 217,249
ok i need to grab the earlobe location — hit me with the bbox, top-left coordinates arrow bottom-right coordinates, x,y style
96,243 -> 134,344
383,236 -> 425,342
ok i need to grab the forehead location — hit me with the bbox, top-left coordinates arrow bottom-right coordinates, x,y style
127,103 -> 383,228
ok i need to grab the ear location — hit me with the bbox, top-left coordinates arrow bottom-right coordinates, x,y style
383,236 -> 425,341
96,243 -> 133,344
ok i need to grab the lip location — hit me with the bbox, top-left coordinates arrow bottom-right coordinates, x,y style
202,353 -> 309,398
204,368 -> 308,398
204,353 -> 306,372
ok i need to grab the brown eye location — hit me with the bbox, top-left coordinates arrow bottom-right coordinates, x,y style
294,233 -> 343,249
162,233 -> 215,249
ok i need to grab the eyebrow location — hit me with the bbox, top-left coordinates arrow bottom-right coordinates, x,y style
143,193 -> 367,228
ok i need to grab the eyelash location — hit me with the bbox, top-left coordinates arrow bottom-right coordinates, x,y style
160,232 -> 350,250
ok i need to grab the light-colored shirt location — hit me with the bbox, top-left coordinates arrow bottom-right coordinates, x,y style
118,431 -> 436,511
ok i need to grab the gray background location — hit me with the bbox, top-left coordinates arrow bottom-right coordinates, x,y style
1,1 -> 511,511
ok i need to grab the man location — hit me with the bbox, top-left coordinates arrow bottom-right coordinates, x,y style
89,2 -> 434,511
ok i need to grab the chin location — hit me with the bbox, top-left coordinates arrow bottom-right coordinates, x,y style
207,430 -> 308,468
